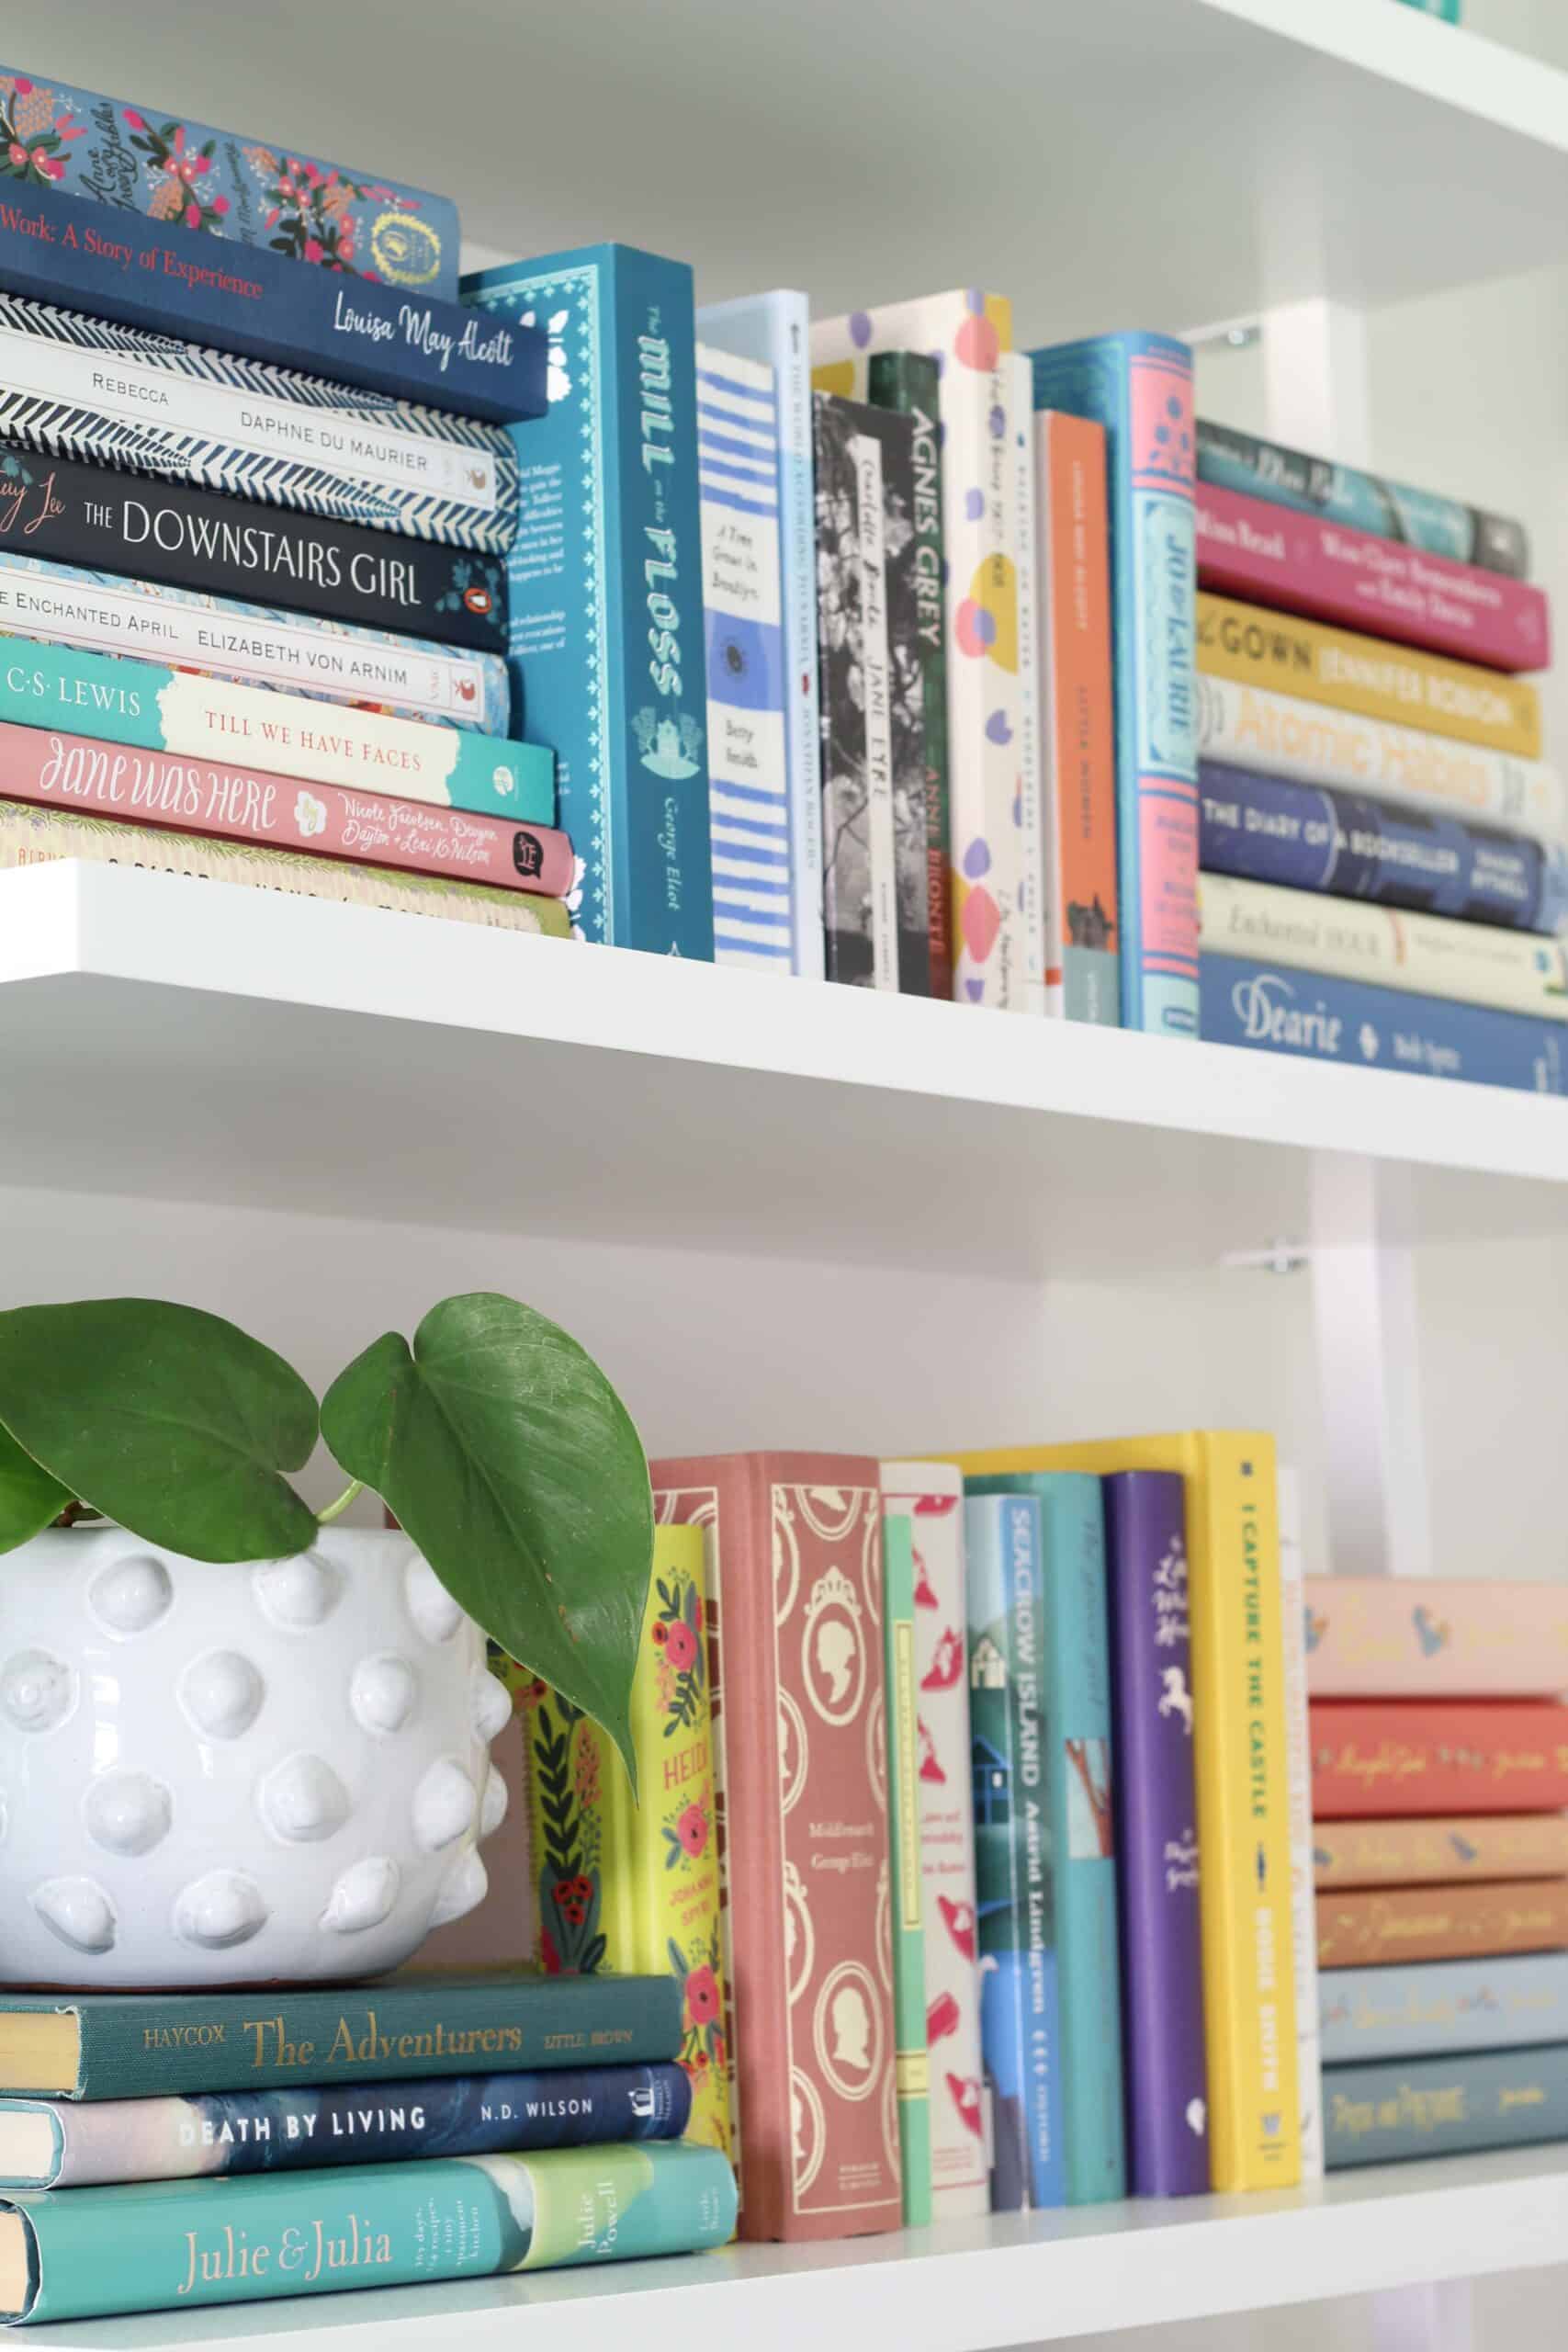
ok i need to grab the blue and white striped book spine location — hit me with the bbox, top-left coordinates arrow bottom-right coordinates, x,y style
1321,1953 -> 1568,2066
1201,952 -> 1568,1094
697,292 -> 824,978
695,343 -> 792,972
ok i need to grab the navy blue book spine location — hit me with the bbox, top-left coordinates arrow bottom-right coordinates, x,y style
1202,951 -> 1568,1093
0,180 -> 546,424
1199,763 -> 1568,934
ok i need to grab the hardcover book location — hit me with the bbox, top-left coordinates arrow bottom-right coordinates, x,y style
814,291 -> 1030,1012
882,1512 -> 931,2223
1195,482 -> 1550,674
651,1453 -> 900,2244
1103,1471 -> 1208,2198
0,293 -> 515,551
514,1525 -> 732,2162
0,178 -> 542,423
1318,1882 -> 1568,1969
698,290 -> 824,978
0,68 -> 461,298
1199,767 -> 1568,937
463,244 -> 714,956
1035,410 -> 1119,1025
1325,2043 -> 1568,2170
1314,1816 -> 1568,1892
880,1464 -> 989,2221
966,1472 -> 1124,2205
1303,1577 -> 1568,1697
0,800 -> 572,935
1195,418 -> 1523,578
1198,592 -> 1542,758
813,389 -> 930,991
0,2063 -> 692,2188
1311,1700 -> 1568,1817
1278,1468 -> 1324,2182
951,1432 -> 1299,2194
1029,333 -> 1198,1038
0,2142 -> 738,2322
1319,1952 -> 1568,2064
694,342 -> 792,973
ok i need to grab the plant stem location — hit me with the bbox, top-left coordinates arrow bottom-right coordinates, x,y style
316,1480 -> 365,1527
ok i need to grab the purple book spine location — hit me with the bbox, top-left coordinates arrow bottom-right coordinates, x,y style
1105,1471 -> 1210,2196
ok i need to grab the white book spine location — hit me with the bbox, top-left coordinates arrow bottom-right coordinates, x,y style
1009,354 -> 1047,1015
1276,1467 -> 1324,2183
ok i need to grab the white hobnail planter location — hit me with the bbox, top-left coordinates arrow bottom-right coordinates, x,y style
0,1524 -> 513,1987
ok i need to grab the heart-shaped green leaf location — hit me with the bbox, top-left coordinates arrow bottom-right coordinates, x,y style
321,1293 -> 652,1788
0,1299 -> 320,1561
0,1420 -> 73,1555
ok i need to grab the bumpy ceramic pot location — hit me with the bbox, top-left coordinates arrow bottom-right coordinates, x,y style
0,1525 -> 513,1987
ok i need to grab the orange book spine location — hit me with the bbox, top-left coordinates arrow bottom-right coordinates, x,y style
1314,1815 -> 1568,1890
1317,1879 -> 1568,1967
1036,410 -> 1119,1025
1311,1700 -> 1568,1818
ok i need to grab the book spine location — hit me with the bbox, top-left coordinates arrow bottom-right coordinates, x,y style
964,1490 -> 1064,2209
28,2064 -> 693,2188
1199,764 -> 1568,936
0,549 -> 510,734
869,353 -> 953,1000
1198,592 -> 1541,757
1195,676 -> 1564,838
1310,1700 -> 1568,1817
1036,411 -> 1120,1025
1030,333 -> 1199,1039
1277,1474 -> 1324,2183
880,1466 -> 989,2221
1304,1578 -> 1568,1697
815,395 -> 900,989
0,69 -> 461,300
465,247 -> 714,956
1314,1816 -> 1568,1890
696,344 -> 792,974
1318,1881 -> 1568,1968
0,718 -> 566,893
0,638 -> 552,822
0,179 -> 542,423
883,1513 -> 931,2223
0,294 -> 514,551
1195,418 -> 1525,579
1195,483 -> 1550,673
1319,1953 -> 1568,2064
9,2142 -> 739,2321
1201,950 -> 1568,1094
881,400 -> 934,995
517,1525 -> 732,2163
1009,353 -> 1048,1012
1325,2044 -> 1568,2171
1199,871 -> 1568,1023
1104,1471 -> 1209,2198
0,798 -> 573,934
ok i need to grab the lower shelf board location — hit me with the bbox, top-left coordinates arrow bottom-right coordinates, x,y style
32,2143 -> 1568,2350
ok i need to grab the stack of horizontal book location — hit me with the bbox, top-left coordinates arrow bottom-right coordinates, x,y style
0,1972 -> 734,2324
1307,1577 -> 1568,2166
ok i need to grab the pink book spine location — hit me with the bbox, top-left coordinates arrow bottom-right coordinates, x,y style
1305,1578 -> 1568,1699
1196,484 -> 1551,675
0,719 -> 571,898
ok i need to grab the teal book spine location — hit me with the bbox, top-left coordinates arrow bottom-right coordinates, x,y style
968,1474 -> 1125,2204
1325,2043 -> 1568,2170
0,636 -> 553,821
463,244 -> 715,955
1,1973 -> 682,2100
1027,334 -> 1198,1039
3,2142 -> 737,2322
883,1510 -> 931,2224
1321,1953 -> 1568,2065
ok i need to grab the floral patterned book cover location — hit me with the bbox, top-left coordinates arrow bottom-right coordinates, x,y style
505,1525 -> 731,2165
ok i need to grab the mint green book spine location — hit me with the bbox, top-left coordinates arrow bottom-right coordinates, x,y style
3,2143 -> 737,2322
1325,2044 -> 1568,2169
883,1511 -> 931,2224
966,1473 -> 1125,2204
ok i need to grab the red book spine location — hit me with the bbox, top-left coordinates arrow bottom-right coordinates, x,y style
1310,1700 -> 1568,1819
1196,484 -> 1551,675
0,719 -> 571,897
652,1453 -> 900,2245
1317,1879 -> 1568,1968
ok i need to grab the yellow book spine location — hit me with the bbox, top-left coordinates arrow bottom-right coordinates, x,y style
946,1430 -> 1301,2191
1197,592 -> 1541,757
509,1524 -> 733,2160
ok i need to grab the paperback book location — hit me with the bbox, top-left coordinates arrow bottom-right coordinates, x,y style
1009,351 -> 1048,1008
1310,1700 -> 1568,1816
1320,1953 -> 1568,2064
1303,1577 -> 1568,1696
1314,1817 -> 1568,1891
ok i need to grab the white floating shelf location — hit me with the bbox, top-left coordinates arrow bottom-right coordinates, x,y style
31,2144 -> 1568,2351
1,863 -> 1564,1272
